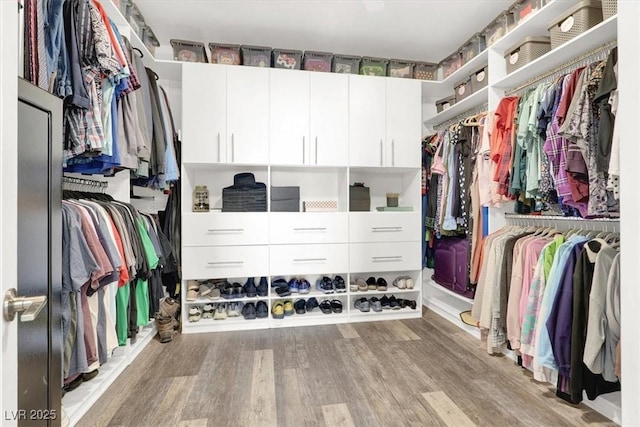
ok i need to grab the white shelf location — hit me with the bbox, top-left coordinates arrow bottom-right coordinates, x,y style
441,49 -> 489,87
271,311 -> 349,327
426,280 -> 475,304
349,288 -> 420,297
421,80 -> 455,99
493,15 -> 618,90
185,296 -> 269,304
423,86 -> 489,126
183,317 -> 270,333
62,324 -> 156,426
349,307 -> 421,322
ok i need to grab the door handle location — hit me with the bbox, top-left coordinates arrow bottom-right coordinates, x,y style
217,132 -> 221,162
371,226 -> 402,232
4,288 -> 47,322
392,140 -> 395,166
315,137 -> 318,164
371,256 -> 403,262
380,140 -> 383,166
302,136 -> 306,164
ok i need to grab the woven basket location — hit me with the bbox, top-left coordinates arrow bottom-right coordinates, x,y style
602,0 -> 617,19
505,36 -> 551,74
548,0 -> 603,49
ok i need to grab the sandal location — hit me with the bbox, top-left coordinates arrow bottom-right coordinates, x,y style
188,306 -> 202,322
319,300 -> 333,314
330,299 -> 343,313
356,277 -> 368,292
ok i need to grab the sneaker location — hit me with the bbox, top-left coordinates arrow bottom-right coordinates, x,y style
212,303 -> 225,320
405,277 -> 415,289
294,299 -> 306,314
317,276 -> 334,294
221,282 -> 235,299
356,277 -> 368,292
380,295 -> 391,310
333,276 -> 346,293
243,277 -> 257,297
288,278 -> 300,293
272,302 -> 285,319
389,295 -> 400,310
257,277 -> 269,297
306,297 -> 319,312
299,278 -> 311,294
276,286 -> 291,297
272,278 -> 288,288
366,277 -> 377,291
227,302 -> 242,317
202,303 -> 215,318
232,283 -> 245,298
400,299 -> 417,310
393,276 -> 407,289
256,301 -> 269,318
188,305 -> 202,322
330,299 -> 343,313
376,278 -> 388,291
354,297 -> 370,312
283,300 -> 294,316
319,300 -> 333,314
370,297 -> 382,312
242,302 -> 257,320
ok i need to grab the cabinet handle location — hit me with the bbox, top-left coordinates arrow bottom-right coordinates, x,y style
315,137 -> 318,164
371,256 -> 403,262
217,132 -> 221,162
293,258 -> 327,262
371,226 -> 402,232
392,140 -> 395,166
206,228 -> 244,233
302,136 -> 306,164
380,140 -> 383,166
206,261 -> 244,266
231,133 -> 235,162
293,227 -> 327,231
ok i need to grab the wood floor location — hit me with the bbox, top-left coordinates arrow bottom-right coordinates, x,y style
78,309 -> 617,427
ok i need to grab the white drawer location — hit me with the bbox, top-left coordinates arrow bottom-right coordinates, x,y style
182,245 -> 269,279
349,241 -> 420,273
349,212 -> 420,243
270,213 -> 348,244
182,213 -> 269,246
270,244 -> 348,276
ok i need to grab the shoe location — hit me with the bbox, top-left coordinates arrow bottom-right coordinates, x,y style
242,302 -> 257,320
288,278 -> 300,293
317,276 -> 334,294
380,295 -> 391,310
306,297 -> 319,312
376,277 -> 388,291
354,297 -> 370,312
276,286 -> 291,297
389,295 -> 400,310
199,283 -> 212,297
405,277 -> 415,289
272,278 -> 288,288
272,302 -> 285,319
349,279 -> 358,292
63,375 -> 83,393
244,278 -> 257,297
232,283 -> 245,298
188,305 -> 203,322
299,278 -> 311,294
356,277 -> 368,292
370,297 -> 382,312
400,299 -> 417,310
366,277 -> 377,291
155,313 -> 174,343
256,301 -> 269,318
158,297 -> 179,318
208,287 -> 221,300
227,302 -> 242,317
333,276 -> 346,293
319,300 -> 333,314
214,303 -> 228,320
186,280 -> 199,301
393,276 -> 405,289
257,277 -> 269,297
202,303 -> 215,318
283,300 -> 294,316
221,283 -> 235,299
81,369 -> 99,382
294,299 -> 306,314
330,299 -> 343,313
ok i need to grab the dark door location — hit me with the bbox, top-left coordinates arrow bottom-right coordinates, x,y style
16,79 -> 62,426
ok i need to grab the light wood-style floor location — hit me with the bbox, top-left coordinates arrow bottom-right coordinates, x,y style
79,309 -> 617,427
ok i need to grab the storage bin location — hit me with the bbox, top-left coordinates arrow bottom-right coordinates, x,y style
270,186 -> 300,212
460,33 -> 487,64
470,65 -> 489,93
303,201 -> 338,212
602,0 -> 617,19
208,43 -> 241,65
332,54 -> 361,74
170,39 -> 208,63
511,0 -> 545,25
436,95 -> 456,113
359,57 -> 388,76
222,173 -> 267,212
439,52 -> 463,79
548,0 -> 603,49
504,36 -> 551,74
127,3 -> 145,38
413,62 -> 438,80
454,77 -> 473,102
241,45 -> 272,67
483,10 -> 516,46
349,183 -> 370,212
112,0 -> 131,19
388,59 -> 415,78
303,51 -> 333,72
273,48 -> 303,70
142,27 -> 160,56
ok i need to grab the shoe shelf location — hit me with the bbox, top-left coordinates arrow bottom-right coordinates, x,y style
425,280 -> 474,304
270,311 -> 349,328
349,288 -> 419,297
349,307 -> 419,322
185,295 -> 269,304
185,317 -> 271,333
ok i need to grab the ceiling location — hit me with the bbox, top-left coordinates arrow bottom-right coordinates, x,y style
136,0 -> 514,63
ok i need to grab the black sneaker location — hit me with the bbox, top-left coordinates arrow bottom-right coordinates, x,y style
242,302 -> 257,319
294,299 -> 307,314
256,301 -> 269,318
306,297 -> 319,312
221,282 -> 235,299
389,295 -> 400,310
257,277 -> 268,297
271,278 -> 288,288
316,276 -> 334,294
380,295 -> 391,310
400,299 -> 417,310
232,283 -> 245,298
319,299 -> 333,314
275,286 -> 291,297
333,276 -> 346,293
244,277 -> 257,297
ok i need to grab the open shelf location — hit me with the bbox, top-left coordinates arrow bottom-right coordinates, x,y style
182,317 -> 270,333
441,49 -> 489,88
426,280 -> 475,304
349,307 -> 421,322
423,86 -> 488,126
349,288 -> 420,297
270,311 -> 349,327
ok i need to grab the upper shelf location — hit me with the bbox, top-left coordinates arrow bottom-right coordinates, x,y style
423,86 -> 488,127
493,15 -> 617,90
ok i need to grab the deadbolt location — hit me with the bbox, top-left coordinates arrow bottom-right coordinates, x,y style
3,288 -> 47,322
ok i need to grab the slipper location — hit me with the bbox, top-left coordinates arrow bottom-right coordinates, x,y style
376,277 -> 388,291
319,300 -> 333,314
186,288 -> 198,302
199,283 -> 212,297
349,279 -> 358,292
393,277 -> 406,289
356,277 -> 368,292
366,277 -> 377,291
405,277 -> 415,289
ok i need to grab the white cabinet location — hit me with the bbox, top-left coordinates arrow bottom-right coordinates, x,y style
182,213 -> 269,246
385,79 -> 421,168
349,241 -> 421,273
182,245 -> 269,279
309,73 -> 348,166
349,212 -> 421,242
269,213 -> 348,244
270,243 -> 349,276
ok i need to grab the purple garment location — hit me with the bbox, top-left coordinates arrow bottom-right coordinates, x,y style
546,241 -> 586,377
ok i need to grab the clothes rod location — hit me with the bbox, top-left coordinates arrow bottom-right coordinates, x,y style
506,40 -> 617,95
433,102 -> 488,130
504,213 -> 620,222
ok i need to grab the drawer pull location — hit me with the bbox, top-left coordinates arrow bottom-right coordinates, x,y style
293,258 -> 327,262
206,261 -> 244,266
293,227 -> 327,231
371,226 -> 402,232
207,228 -> 244,233
371,256 -> 403,262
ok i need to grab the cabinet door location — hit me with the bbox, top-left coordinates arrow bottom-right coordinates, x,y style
269,243 -> 349,276
349,241 -> 420,273
227,66 -> 269,164
269,69 -> 310,165
310,73 -> 348,166
182,245 -> 270,279
349,75 -> 386,167
182,63 -> 226,163
385,79 -> 421,168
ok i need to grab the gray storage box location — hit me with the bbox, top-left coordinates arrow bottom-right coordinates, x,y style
388,59 -> 415,78
170,39 -> 208,63
470,65 -> 489,93
360,57 -> 389,76
303,51 -> 333,72
482,10 -> 516,46
241,45 -> 272,67
270,186 -> 300,212
436,95 -> 456,113
349,184 -> 370,212
548,0 -> 603,49
504,36 -> 551,74
273,48 -> 303,69
455,77 -> 473,102
333,54 -> 361,74
413,62 -> 438,80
